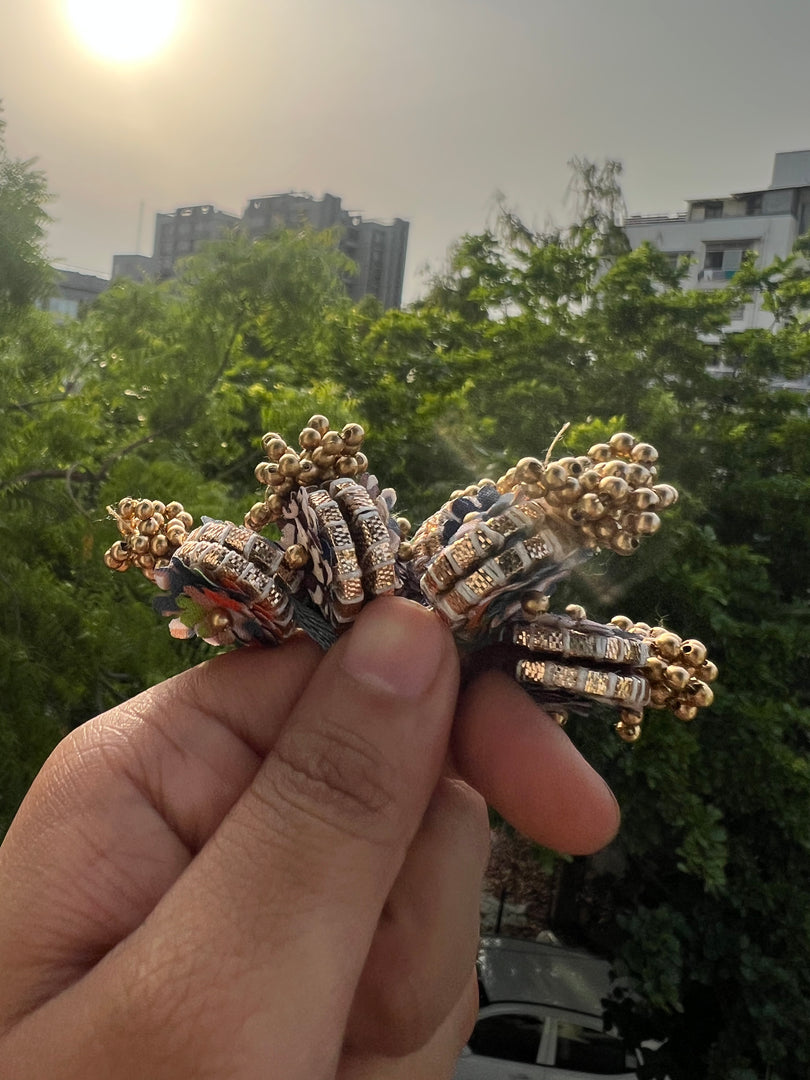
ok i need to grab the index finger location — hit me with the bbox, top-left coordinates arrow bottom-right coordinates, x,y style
453,669 -> 620,853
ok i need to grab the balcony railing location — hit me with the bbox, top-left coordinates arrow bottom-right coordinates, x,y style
697,268 -> 737,282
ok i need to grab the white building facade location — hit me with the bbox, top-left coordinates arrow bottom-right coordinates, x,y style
623,151 -> 810,333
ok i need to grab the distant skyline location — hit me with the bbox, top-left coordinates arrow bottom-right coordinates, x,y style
2,0 -> 810,303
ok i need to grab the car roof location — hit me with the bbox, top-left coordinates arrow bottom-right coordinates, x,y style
476,937 -> 612,1017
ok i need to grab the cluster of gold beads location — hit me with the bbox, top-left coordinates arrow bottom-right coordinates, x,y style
103,498 -> 194,578
611,616 -> 717,724
498,432 -> 678,556
246,415 -> 368,530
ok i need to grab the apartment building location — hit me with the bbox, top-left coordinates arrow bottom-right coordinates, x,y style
624,150 -> 810,332
113,192 -> 409,309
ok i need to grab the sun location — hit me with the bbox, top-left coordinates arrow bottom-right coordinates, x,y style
66,0 -> 182,63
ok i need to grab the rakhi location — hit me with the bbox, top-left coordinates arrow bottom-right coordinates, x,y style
104,415 -> 716,742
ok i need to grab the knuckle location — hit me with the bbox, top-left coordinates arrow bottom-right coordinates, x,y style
263,722 -> 403,842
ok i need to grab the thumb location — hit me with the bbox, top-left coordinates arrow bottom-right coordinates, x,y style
15,597 -> 460,1079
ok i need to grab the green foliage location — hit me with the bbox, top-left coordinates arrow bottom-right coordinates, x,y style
0,108 -> 54,322
1,138 -> 809,1075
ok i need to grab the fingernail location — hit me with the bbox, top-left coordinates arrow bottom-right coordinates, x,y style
340,597 -> 448,699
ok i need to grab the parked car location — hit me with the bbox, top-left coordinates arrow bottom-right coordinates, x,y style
453,937 -> 643,1079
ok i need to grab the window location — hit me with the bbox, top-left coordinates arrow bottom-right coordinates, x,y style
554,1022 -> 633,1075
467,1013 -> 542,1064
700,242 -> 756,281
704,201 -> 723,219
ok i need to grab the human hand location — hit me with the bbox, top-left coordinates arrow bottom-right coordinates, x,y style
0,596 -> 619,1079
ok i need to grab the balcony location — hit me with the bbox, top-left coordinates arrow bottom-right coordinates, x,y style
697,268 -> 737,282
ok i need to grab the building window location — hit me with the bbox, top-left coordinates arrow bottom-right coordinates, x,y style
699,242 -> 755,281
704,201 -> 723,219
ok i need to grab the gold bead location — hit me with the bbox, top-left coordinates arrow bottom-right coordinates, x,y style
543,462 -> 568,490
610,614 -> 634,631
652,483 -> 678,509
630,487 -> 660,511
600,459 -> 630,479
565,603 -> 587,621
284,543 -> 309,570
565,505 -> 588,526
166,523 -> 187,545
355,451 -> 369,473
396,516 -> 412,538
261,431 -> 283,450
625,463 -> 652,487
341,422 -> 365,447
597,475 -> 631,504
140,517 -> 160,537
103,549 -> 121,570
521,591 -> 550,616
117,497 -> 135,519
649,685 -> 672,708
616,720 -> 642,743
150,535 -> 170,557
209,610 -> 233,632
298,459 -> 320,483
557,456 -> 584,476
278,452 -> 302,479
673,702 -> 699,722
631,621 -> 652,636
631,442 -> 659,465
132,534 -> 151,555
680,639 -> 708,667
645,656 -> 669,683
700,660 -> 719,683
299,426 -> 322,450
136,499 -> 155,520
612,532 -> 639,555
556,477 -> 582,504
588,443 -> 612,462
337,455 -> 359,476
255,462 -> 274,485
593,517 -> 619,541
308,414 -> 330,435
248,501 -> 272,526
311,445 -> 336,467
653,630 -> 682,660
266,493 -> 285,516
664,665 -> 691,691
579,469 -> 602,492
110,540 -> 129,562
164,501 -> 184,520
609,432 -> 636,457
686,680 -> 714,708
321,430 -> 344,455
578,493 -> 605,519
515,456 -> 545,483
398,541 -> 414,560
265,437 -> 288,463
635,511 -> 661,536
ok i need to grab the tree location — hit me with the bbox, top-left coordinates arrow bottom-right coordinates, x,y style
0,106 -> 53,322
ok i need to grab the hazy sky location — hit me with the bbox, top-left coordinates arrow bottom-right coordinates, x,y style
3,0 -> 810,302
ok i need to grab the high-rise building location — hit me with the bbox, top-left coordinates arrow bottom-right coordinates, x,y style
112,192 -> 409,309
623,151 -> 810,333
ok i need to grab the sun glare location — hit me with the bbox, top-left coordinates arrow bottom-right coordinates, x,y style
66,0 -> 182,63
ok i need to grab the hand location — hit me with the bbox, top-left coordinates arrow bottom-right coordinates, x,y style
0,596 -> 619,1079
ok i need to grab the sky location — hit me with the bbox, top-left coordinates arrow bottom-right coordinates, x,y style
2,0 -> 810,304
